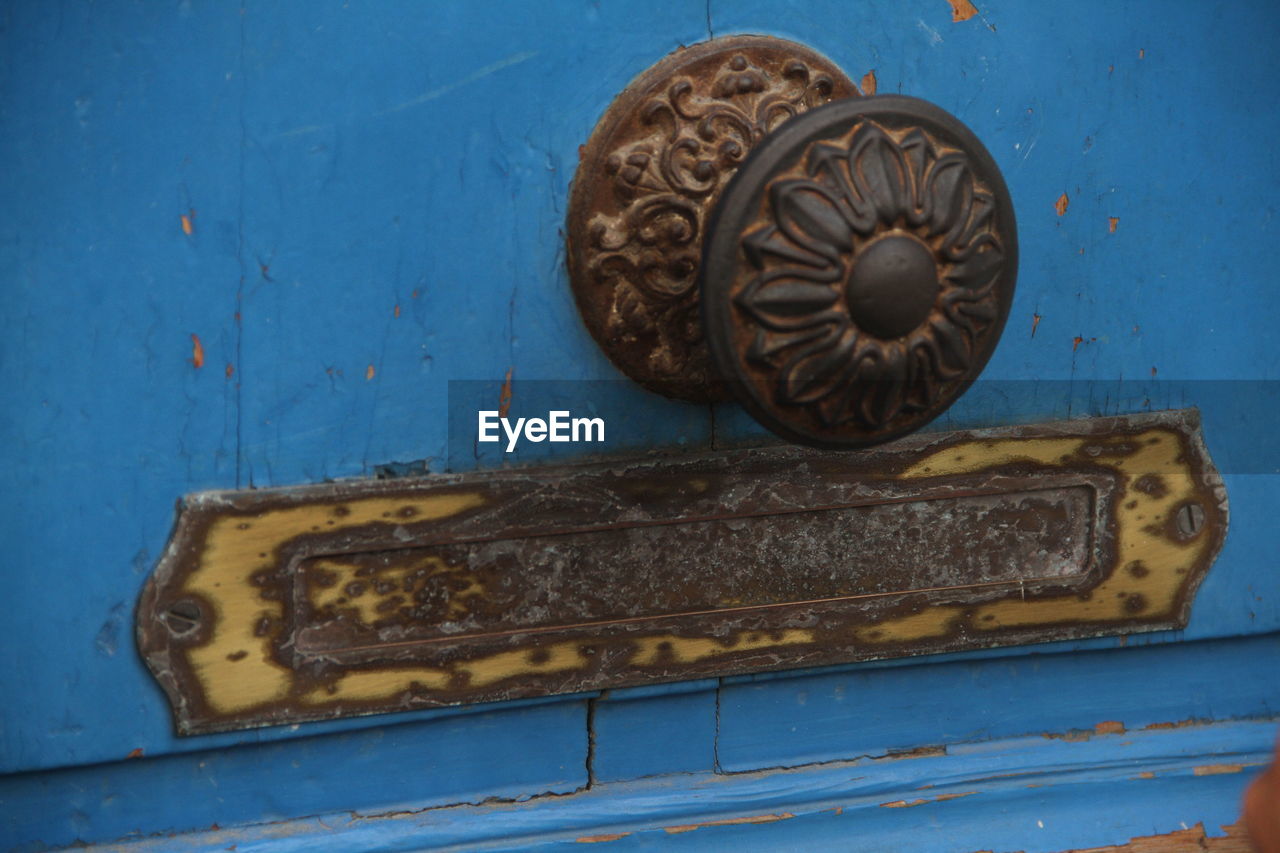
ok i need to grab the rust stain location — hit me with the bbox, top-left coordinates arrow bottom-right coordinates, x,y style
860,69 -> 877,96
365,364 -> 375,381
1031,313 -> 1041,338
225,364 -> 234,379
180,210 -> 195,235
393,304 -> 401,318
1194,763 -> 1245,776
882,791 -> 976,808
498,367 -> 514,418
190,334 -> 204,369
664,813 -> 794,834
1072,335 -> 1084,353
1055,192 -> 1070,216
126,748 -> 144,759
576,833 -> 631,843
1108,217 -> 1119,233
946,0 -> 979,22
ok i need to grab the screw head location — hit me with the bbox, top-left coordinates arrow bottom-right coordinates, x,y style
1175,502 -> 1206,538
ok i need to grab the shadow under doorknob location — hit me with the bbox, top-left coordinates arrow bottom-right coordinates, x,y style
566,35 -> 1017,449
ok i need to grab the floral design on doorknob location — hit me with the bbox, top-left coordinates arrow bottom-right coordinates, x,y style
735,120 -> 1007,430
567,37 -> 858,401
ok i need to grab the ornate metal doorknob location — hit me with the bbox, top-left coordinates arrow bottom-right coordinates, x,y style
568,36 -> 1017,448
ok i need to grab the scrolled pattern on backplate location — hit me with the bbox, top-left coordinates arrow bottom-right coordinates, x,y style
568,37 -> 858,401
735,118 -> 1008,433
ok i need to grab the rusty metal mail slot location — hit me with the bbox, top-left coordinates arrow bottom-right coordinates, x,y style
138,409 -> 1226,734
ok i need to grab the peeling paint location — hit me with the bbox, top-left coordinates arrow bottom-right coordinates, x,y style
576,832 -> 631,843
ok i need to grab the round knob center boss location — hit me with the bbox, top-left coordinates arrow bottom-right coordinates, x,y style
567,37 -> 1017,449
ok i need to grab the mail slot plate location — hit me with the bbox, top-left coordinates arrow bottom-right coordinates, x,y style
138,409 -> 1225,734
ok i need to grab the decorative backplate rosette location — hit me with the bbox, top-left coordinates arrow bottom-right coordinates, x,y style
702,95 -> 1018,448
567,36 -> 858,401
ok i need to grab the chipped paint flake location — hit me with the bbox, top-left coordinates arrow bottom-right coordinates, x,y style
1055,192 -> 1070,216
860,69 -> 877,96
499,367 -> 514,418
190,333 -> 204,369
576,833 -> 631,843
946,0 -> 979,22
1109,216 -> 1119,233
1194,763 -> 1247,776
365,364 -> 375,381
180,210 -> 195,235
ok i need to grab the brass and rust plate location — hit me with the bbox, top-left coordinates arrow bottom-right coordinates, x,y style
138,409 -> 1226,734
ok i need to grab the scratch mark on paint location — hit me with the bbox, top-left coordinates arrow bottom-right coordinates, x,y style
499,367 -> 514,418
860,69 -> 877,96
946,0 -> 978,22
1109,217 -> 1119,233
191,333 -> 205,368
917,19 -> 944,45
381,51 -> 539,116
1031,313 -> 1041,338
881,791 -> 976,808
576,833 -> 631,843
1055,193 -> 1070,216
180,210 -> 195,235
664,813 -> 794,834
365,364 -> 375,381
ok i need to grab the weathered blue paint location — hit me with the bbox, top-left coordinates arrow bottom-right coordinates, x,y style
72,718 -> 1277,852
717,632 -> 1280,773
591,680 -> 721,783
2,0 -> 1278,849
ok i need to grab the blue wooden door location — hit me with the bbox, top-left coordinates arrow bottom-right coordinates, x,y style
2,2 -> 1277,850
